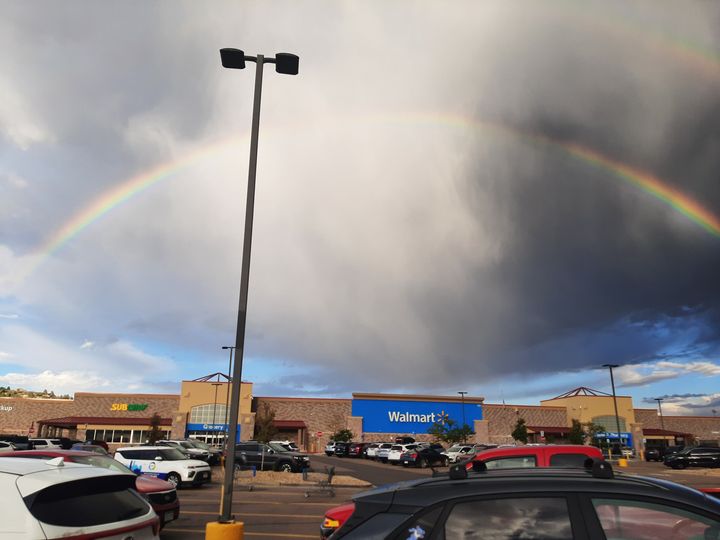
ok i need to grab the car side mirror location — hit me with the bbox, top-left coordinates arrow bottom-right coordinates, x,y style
154,456 -> 163,461
268,449 -> 275,454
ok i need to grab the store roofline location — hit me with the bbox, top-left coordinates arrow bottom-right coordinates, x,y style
74,392 -> 179,398
352,392 -> 484,403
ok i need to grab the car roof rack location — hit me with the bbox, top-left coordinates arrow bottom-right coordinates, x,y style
437,457 -> 614,480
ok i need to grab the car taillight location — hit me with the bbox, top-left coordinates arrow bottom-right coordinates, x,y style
323,502 -> 355,532
411,453 -> 418,459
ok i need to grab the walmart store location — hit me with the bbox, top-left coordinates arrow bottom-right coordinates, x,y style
1,374 -> 718,454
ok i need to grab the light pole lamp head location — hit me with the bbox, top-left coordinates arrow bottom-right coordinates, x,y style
220,48 -> 246,69
275,53 -> 299,75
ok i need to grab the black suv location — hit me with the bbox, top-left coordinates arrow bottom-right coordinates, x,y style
322,462 -> 720,539
234,441 -> 310,472
665,446 -> 720,469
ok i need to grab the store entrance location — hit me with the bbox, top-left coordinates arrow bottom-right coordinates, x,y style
188,431 -> 226,448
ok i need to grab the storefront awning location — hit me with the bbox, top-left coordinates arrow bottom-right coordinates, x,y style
273,420 -> 307,429
41,416 -> 172,428
642,428 -> 690,437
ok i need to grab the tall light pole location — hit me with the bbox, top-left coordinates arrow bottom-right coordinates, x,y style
458,391 -> 468,443
654,397 -> 665,432
217,48 -> 298,526
602,364 -> 623,452
221,346 -> 235,440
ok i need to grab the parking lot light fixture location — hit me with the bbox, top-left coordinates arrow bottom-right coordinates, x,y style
602,364 -> 623,452
218,47 -> 299,526
654,398 -> 666,432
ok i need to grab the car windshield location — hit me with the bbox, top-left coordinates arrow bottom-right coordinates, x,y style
391,445 -> 402,451
179,442 -> 195,449
158,448 -> 189,461
381,443 -> 392,448
190,440 -> 211,450
448,446 -> 463,452
72,455 -> 134,474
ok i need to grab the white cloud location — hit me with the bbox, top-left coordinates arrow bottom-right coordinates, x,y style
0,351 -> 13,359
0,313 -> 19,319
617,360 -> 720,388
0,370 -> 110,395
0,81 -> 52,150
79,340 -> 94,349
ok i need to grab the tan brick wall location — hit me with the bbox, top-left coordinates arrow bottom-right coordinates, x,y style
74,393 -> 180,419
635,409 -> 720,443
0,397 -> 75,435
484,404 -> 568,444
255,397 -> 351,451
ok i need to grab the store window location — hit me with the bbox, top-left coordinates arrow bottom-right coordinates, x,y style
592,416 -> 626,432
190,403 -> 228,424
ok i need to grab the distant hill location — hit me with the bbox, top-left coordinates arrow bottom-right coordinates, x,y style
0,386 -> 72,400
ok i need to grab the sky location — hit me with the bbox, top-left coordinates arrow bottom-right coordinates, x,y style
1,1 -> 720,417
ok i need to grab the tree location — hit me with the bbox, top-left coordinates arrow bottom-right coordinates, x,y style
254,403 -> 278,443
428,418 -> 475,445
147,413 -> 163,444
511,417 -> 528,444
331,429 -> 354,442
584,421 -> 605,445
568,418 -> 585,445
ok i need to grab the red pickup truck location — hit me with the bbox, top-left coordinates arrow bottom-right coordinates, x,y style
466,444 -> 603,470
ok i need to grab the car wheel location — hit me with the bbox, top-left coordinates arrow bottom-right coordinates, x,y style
277,462 -> 293,473
673,462 -> 687,470
166,472 -> 181,487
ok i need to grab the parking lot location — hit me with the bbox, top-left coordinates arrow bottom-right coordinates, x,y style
161,466 -> 364,539
160,455 -> 720,539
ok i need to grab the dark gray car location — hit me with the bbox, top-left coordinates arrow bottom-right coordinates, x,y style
234,441 -> 310,472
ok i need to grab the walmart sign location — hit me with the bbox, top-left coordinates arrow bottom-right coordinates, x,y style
352,399 -> 482,434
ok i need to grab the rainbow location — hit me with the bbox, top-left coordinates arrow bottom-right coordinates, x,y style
23,114 -> 720,283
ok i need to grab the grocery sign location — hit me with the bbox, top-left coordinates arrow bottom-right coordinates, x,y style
352,399 -> 482,433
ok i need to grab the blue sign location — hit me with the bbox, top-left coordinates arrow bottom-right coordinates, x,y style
595,432 -> 633,446
352,399 -> 482,434
186,423 -> 241,442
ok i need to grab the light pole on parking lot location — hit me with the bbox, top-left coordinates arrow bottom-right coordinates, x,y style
602,364 -> 623,452
654,397 -> 666,432
221,346 -> 235,440
458,391 -> 468,443
216,47 -> 299,531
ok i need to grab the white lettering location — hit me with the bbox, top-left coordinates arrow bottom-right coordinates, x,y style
0,405 -> 12,412
387,410 -> 438,424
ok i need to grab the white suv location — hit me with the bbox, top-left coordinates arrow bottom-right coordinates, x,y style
442,444 -> 475,463
0,456 -> 159,539
29,438 -> 62,449
387,443 -> 420,465
114,446 -> 211,488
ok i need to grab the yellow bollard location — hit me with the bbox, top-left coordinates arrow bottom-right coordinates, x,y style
206,521 -> 244,540
617,458 -> 628,467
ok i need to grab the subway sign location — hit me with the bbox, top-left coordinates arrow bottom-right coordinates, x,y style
352,399 -> 482,434
110,403 -> 148,411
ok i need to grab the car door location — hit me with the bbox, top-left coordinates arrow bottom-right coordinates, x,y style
580,495 -> 720,540
395,494 -> 586,540
237,443 -> 260,467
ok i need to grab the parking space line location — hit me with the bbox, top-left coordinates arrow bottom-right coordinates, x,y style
163,528 -> 316,538
182,510 -> 323,518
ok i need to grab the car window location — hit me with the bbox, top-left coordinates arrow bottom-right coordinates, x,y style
391,445 -> 402,451
592,498 -> 720,540
238,443 -> 259,452
24,475 -> 148,527
484,456 -> 537,469
443,497 -> 573,540
549,453 -> 591,468
391,505 -> 444,540
71,455 -> 134,474
158,448 -> 188,460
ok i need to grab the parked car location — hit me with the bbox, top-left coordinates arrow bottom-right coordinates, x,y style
621,447 -> 636,459
1,449 -> 180,528
401,443 -> 449,468
271,439 -> 299,452
394,436 -> 416,444
665,446 -> 720,469
70,443 -> 109,454
320,460 -> 720,539
324,441 -> 337,456
374,442 -> 394,463
157,440 -> 211,462
0,435 -> 31,450
86,439 -> 110,451
29,438 -> 62,449
467,444 -> 604,470
388,443 -> 421,465
334,442 -> 351,457
442,444 -> 476,463
647,444 -> 685,462
0,441 -> 16,453
114,446 -> 212,487
234,441 -> 310,472
0,456 -> 159,539
363,443 -> 382,459
348,442 -> 369,458
187,438 -> 223,464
